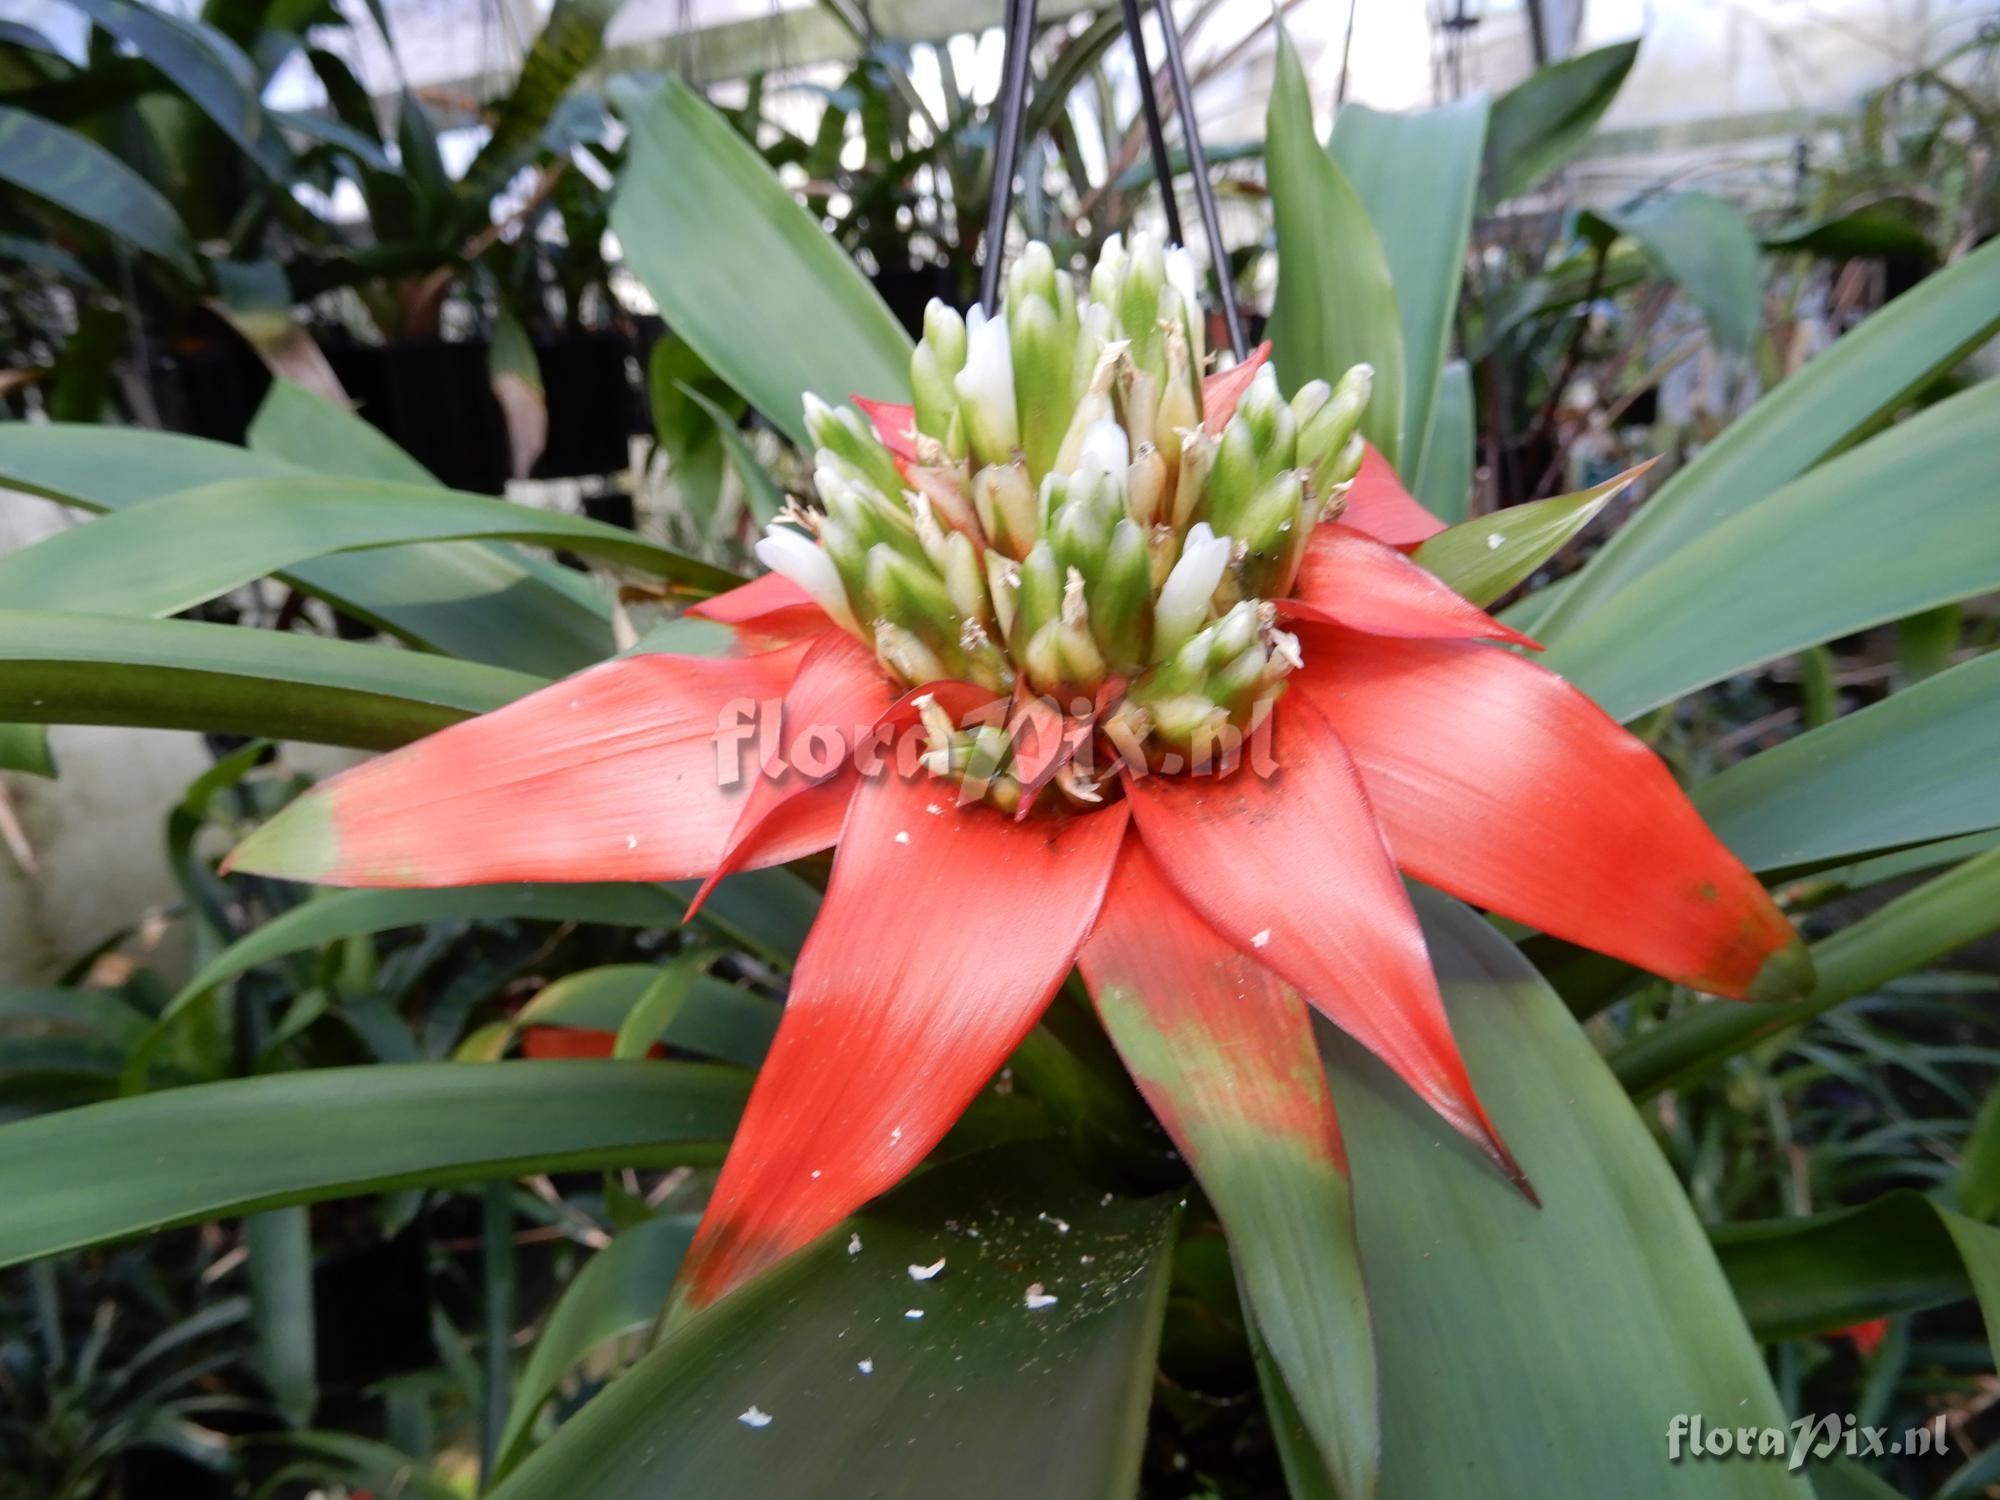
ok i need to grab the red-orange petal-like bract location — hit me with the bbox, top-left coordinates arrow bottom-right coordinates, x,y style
1289,522 -> 1540,648
674,771 -> 1130,1309
686,627 -> 897,917
1335,442 -> 1449,548
1201,339 -> 1273,434
1121,693 -> 1529,1193
227,640 -> 842,887
684,571 -> 833,651
1290,625 -> 1810,1002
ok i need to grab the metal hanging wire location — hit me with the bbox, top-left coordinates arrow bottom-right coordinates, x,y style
978,0 -> 1246,363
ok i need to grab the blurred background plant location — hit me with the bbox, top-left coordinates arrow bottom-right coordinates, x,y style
2,0 -> 1999,1496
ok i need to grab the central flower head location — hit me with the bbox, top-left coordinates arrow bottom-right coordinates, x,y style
756,232 -> 1373,811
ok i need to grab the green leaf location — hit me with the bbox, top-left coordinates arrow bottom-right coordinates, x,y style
246,1206 -> 318,1423
493,1212 -> 699,1475
1266,28 -> 1405,466
1763,199 -> 1933,262
1091,979 -> 1374,1498
1483,38 -> 1639,202
163,877 -> 813,1030
0,609 -> 538,750
1411,358 -> 1474,523
1413,461 -> 1649,607
1958,1081 -> 2000,1223
0,104 -> 198,277
458,0 -> 621,207
1539,380 -> 2000,722
1693,651 -> 2000,873
1534,236 -> 2000,638
62,0 -> 292,177
0,1061 -> 746,1266
489,1148 -> 1178,1500
1581,191 -> 1763,353
247,376 -> 436,485
0,720 -> 55,776
609,75 -> 911,449
1331,95 -> 1487,469
1333,888 -> 1803,1498
0,421 -> 618,676
0,473 -> 739,616
682,383 -> 787,527
1612,844 -> 2000,1097
1711,1191 -> 1968,1339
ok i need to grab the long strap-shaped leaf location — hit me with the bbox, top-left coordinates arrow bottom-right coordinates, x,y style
0,473 -> 738,615
0,1061 -> 747,1266
0,609 -> 539,750
1538,378 -> 2000,721
1693,650 -> 2000,873
0,105 -> 199,277
490,1147 -> 1178,1500
1335,888 -> 1805,1498
1534,237 -> 2000,640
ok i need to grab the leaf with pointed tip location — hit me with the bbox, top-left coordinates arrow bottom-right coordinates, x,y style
1533,236 -> 2000,639
1694,651 -> 2000,874
1539,379 -> 2000,722
1332,96 -> 1487,472
1483,39 -> 1639,202
610,75 -> 911,448
489,1148 -> 1178,1500
0,1062 -> 746,1266
1337,888 -> 1803,1498
1266,29 -> 1405,466
1580,191 -> 1763,353
1412,462 -> 1651,606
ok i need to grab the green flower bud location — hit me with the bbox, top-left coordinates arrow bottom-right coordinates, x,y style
1319,432 -> 1366,497
1091,518 -> 1153,672
805,393 -> 906,501
866,543 -> 956,647
923,299 -> 968,373
971,459 -> 1036,560
1119,233 -> 1168,377
942,529 -> 992,631
1010,275 -> 1079,481
1014,540 -> 1064,646
912,342 -> 961,452
1299,363 -> 1372,491
874,620 -> 947,685
1125,443 -> 1167,529
1172,430 -> 1216,531
954,310 -> 1019,468
1234,472 -> 1307,597
1204,414 -> 1261,537
1289,378 -> 1332,428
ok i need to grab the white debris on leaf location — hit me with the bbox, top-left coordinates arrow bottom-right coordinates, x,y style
857,1359 -> 874,1375
1023,1284 -> 1059,1311
1485,533 -> 1504,550
624,834 -> 638,851
738,1406 -> 773,1428
1037,1212 -> 1070,1234
905,1308 -> 925,1320
1251,928 -> 1272,948
848,1233 -> 863,1255
908,1258 -> 946,1281
894,830 -> 911,845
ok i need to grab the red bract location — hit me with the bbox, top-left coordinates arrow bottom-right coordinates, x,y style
229,404 -> 1808,1312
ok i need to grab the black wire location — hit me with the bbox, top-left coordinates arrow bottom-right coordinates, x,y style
1117,0 -> 1185,247
1153,0 -> 1244,361
979,0 -> 1040,315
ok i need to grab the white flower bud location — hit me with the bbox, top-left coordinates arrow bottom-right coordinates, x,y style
1153,521 -> 1231,660
755,525 -> 857,634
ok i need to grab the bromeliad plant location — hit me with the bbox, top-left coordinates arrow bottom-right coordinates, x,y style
229,230 -> 1808,1380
